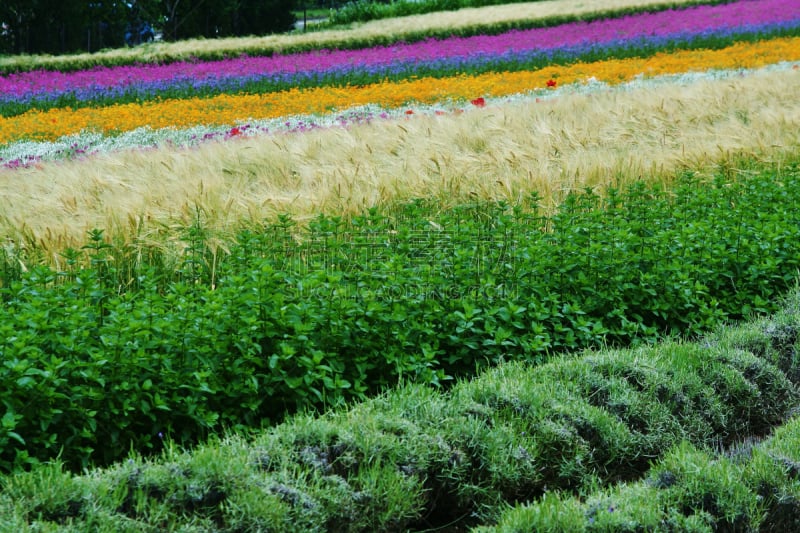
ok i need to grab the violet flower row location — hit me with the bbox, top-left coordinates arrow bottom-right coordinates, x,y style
1,0 -> 798,110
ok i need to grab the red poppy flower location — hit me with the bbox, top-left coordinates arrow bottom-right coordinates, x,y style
405,109 -> 414,115
546,79 -> 557,88
229,126 -> 242,136
471,97 -> 486,107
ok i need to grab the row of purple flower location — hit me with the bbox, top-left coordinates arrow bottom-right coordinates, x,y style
1,0 -> 798,115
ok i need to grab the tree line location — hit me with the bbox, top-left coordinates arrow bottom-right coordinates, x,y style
0,0 -> 298,56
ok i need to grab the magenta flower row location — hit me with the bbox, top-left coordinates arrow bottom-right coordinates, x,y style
1,0 -> 797,100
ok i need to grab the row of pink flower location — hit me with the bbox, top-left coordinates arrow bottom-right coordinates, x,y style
2,0 -> 797,102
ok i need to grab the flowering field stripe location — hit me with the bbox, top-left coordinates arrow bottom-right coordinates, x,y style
2,35 -> 798,146
2,25 -> 798,119
3,61 -> 796,170
0,0 -> 737,76
1,0 -> 797,117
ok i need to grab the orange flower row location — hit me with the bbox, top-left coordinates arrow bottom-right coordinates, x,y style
2,36 -> 799,144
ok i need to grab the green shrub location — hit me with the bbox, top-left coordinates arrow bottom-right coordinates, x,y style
2,164 -> 800,472
2,292 -> 800,529
479,414 -> 800,533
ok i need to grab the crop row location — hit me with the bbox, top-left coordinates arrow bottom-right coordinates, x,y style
0,61 -> 791,171
1,287 -> 798,529
480,414 -> 800,532
1,162 -> 799,472
0,0 -> 728,75
324,0 -> 723,27
2,35 -> 799,145
2,0 -> 797,116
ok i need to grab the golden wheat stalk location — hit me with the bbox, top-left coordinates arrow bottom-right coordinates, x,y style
1,66 -> 798,259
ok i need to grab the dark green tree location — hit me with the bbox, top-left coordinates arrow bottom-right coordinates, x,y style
0,0 -> 297,56
0,0 -> 104,55
0,2 -> 22,54
88,1 -> 131,51
159,0 -> 296,41
0,1 -> 43,55
233,0 -> 296,36
31,0 -> 87,54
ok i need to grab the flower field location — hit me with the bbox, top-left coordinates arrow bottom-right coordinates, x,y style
2,0 -> 800,530
2,0 -> 797,114
2,36 -> 800,147
1,0 -> 799,153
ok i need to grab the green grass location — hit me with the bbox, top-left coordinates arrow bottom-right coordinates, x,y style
322,0 -> 729,28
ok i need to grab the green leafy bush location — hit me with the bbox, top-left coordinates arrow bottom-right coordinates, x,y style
1,164 -> 800,472
0,293 -> 798,529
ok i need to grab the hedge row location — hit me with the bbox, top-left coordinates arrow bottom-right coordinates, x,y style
0,289 -> 798,530
2,165 -> 800,472
479,416 -> 800,532
478,298 -> 800,531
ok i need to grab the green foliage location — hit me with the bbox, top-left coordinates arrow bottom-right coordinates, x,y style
160,0 -> 296,42
1,164 -> 800,472
0,0 -> 127,55
480,413 -> 800,533
0,0 -> 296,56
1,295 -> 799,530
